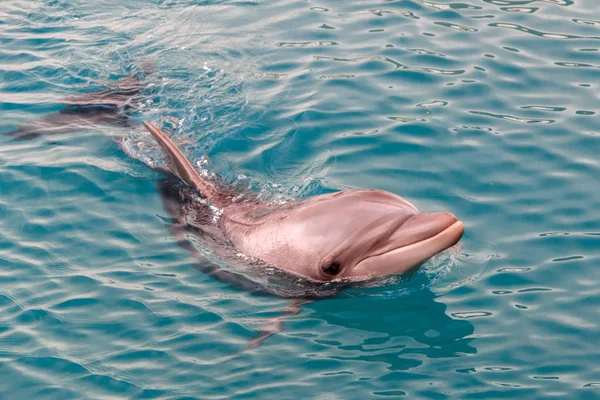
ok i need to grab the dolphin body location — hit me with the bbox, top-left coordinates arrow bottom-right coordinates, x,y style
5,74 -> 464,346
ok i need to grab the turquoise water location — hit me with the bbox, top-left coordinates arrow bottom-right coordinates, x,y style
1,0 -> 599,398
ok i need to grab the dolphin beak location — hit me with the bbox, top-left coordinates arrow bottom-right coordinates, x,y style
351,212 -> 464,279
391,212 -> 462,247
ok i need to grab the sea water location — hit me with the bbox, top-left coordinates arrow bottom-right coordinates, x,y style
0,0 -> 599,398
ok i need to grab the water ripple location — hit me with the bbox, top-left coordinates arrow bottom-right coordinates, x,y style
489,22 -> 600,40
469,111 -> 555,124
1,0 -> 599,398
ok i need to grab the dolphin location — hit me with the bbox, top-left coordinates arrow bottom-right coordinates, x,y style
4,73 -> 464,284
5,73 -> 464,347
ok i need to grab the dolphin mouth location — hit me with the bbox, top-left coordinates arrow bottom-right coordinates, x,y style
349,212 -> 464,280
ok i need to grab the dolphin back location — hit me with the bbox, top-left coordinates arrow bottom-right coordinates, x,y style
142,121 -> 221,205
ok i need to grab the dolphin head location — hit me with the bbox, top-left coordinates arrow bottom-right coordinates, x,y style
225,189 -> 464,282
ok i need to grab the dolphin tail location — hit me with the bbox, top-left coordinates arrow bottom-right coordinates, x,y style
4,107 -> 134,140
142,121 -> 223,206
4,71 -> 148,140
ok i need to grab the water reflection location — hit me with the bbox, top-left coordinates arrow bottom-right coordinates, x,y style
303,286 -> 476,371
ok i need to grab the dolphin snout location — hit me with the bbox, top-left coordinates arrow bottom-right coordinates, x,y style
388,211 -> 459,246
349,211 -> 464,279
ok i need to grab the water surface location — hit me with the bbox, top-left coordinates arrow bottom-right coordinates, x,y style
1,0 -> 599,398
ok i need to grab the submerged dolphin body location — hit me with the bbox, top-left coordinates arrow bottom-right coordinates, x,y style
5,75 -> 144,140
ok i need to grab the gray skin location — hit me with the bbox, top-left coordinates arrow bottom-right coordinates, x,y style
143,121 -> 464,283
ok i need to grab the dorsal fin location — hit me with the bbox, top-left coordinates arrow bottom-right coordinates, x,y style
142,121 -> 220,204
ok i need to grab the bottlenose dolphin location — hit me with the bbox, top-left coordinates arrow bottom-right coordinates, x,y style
5,73 -> 464,347
4,73 -> 464,284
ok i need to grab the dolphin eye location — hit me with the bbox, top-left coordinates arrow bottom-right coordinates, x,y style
322,262 -> 342,276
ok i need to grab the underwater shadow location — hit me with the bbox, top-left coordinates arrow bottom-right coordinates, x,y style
305,285 -> 477,371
